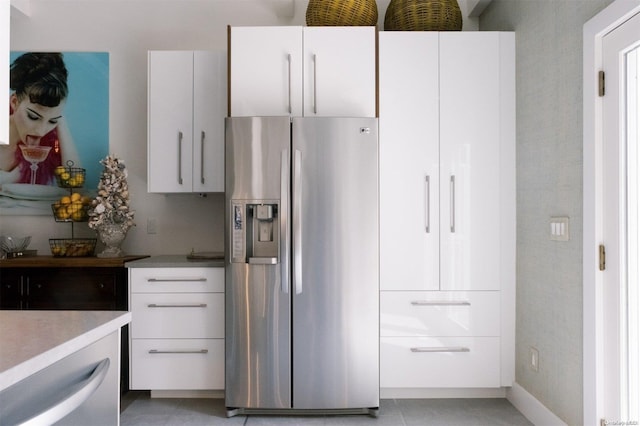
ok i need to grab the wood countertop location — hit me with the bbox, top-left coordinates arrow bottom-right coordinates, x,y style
0,254 -> 149,268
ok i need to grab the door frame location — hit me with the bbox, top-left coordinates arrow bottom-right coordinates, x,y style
583,1 -> 640,424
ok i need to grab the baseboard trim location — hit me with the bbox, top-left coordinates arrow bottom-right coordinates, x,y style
150,390 -> 224,399
506,382 -> 567,426
380,387 -> 507,399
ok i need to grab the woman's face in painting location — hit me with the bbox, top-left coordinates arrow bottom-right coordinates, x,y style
10,93 -> 65,146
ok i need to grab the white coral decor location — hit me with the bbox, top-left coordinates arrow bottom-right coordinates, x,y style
88,155 -> 135,231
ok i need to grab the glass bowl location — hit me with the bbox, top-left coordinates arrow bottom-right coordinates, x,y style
0,236 -> 32,253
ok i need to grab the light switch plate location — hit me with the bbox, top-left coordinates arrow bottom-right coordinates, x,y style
550,216 -> 569,241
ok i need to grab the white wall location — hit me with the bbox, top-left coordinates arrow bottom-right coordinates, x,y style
479,1 -> 612,424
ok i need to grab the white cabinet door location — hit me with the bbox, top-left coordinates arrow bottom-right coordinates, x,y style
148,51 -> 193,193
302,27 -> 376,117
439,33 -> 502,291
193,51 -> 226,193
230,26 -> 303,117
230,26 -> 375,117
379,32 -> 440,292
148,51 -> 225,193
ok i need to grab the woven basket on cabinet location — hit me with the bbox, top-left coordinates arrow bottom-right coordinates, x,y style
384,0 -> 462,31
306,0 -> 378,26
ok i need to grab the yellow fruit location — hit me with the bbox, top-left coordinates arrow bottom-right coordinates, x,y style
73,173 -> 85,185
70,192 -> 81,202
67,177 -> 78,187
51,246 -> 62,255
60,196 -> 71,205
71,209 -> 85,221
56,207 -> 70,220
81,196 -> 92,205
60,172 -> 71,181
54,166 -> 66,176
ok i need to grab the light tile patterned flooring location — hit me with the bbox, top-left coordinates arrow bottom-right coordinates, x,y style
120,392 -> 533,425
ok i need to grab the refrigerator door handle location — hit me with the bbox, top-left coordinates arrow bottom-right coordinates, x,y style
287,54 -> 292,114
281,149 -> 290,294
293,149 -> 302,295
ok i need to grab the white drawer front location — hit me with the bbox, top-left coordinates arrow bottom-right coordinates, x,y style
380,291 -> 500,337
130,267 -> 224,293
130,339 -> 224,390
380,336 -> 501,388
131,293 -> 224,338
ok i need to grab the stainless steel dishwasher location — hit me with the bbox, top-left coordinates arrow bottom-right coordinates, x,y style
0,330 -> 120,425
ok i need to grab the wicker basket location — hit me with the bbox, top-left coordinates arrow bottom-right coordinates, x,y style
384,0 -> 462,31
306,0 -> 378,26
49,238 -> 96,257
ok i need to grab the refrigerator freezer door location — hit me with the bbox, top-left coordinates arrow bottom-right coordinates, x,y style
291,117 -> 380,409
225,117 -> 292,409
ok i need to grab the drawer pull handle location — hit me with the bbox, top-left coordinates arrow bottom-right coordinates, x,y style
147,278 -> 207,282
148,349 -> 208,354
410,300 -> 471,306
410,347 -> 470,353
147,303 -> 207,308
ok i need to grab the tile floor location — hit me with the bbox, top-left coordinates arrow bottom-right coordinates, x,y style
120,392 -> 533,425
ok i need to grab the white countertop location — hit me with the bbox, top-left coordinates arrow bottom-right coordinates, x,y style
0,310 -> 131,391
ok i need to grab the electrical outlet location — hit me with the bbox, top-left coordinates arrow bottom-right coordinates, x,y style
529,346 -> 539,372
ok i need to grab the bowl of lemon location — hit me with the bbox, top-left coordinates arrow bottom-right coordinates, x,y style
51,192 -> 92,222
54,162 -> 86,188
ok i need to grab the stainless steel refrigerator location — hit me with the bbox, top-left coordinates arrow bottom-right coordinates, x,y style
224,116 -> 379,417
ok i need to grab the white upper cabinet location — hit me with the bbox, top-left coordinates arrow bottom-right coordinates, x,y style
230,26 -> 303,117
148,50 -> 226,193
229,26 -> 376,117
379,31 -> 515,292
301,27 -> 376,117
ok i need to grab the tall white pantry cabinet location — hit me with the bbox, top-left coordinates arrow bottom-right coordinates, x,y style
379,32 -> 515,393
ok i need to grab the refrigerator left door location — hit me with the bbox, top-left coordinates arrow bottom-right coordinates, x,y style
225,117 -> 293,410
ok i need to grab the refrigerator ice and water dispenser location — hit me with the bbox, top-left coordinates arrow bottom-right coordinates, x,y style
231,202 -> 279,265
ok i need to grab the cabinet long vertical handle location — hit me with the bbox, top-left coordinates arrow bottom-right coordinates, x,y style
281,149 -> 290,294
200,131 -> 205,184
287,54 -> 292,114
293,149 -> 303,295
313,54 -> 317,114
450,175 -> 456,233
177,131 -> 183,185
425,175 -> 430,233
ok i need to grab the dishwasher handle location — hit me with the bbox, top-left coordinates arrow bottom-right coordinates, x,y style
10,358 -> 110,426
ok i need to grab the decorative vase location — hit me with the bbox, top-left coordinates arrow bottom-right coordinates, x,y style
97,224 -> 128,258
